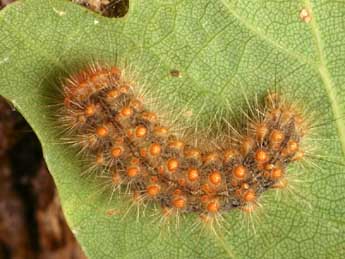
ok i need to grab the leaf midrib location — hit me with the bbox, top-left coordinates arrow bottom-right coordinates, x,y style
304,0 -> 345,158
221,0 -> 345,159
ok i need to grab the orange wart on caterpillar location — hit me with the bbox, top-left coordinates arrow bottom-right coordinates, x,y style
57,63 -> 308,223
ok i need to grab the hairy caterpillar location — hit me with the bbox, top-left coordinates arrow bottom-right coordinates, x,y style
58,63 -> 307,224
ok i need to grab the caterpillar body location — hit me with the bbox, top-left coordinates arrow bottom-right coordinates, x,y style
59,64 -> 307,222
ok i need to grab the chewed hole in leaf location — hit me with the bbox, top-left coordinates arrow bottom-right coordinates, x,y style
72,0 -> 129,18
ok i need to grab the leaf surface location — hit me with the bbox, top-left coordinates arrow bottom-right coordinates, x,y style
0,0 -> 345,258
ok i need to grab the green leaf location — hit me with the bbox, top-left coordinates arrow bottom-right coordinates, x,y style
1,0 -> 345,258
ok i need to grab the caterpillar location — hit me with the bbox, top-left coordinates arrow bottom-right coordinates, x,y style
58,63 -> 307,223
